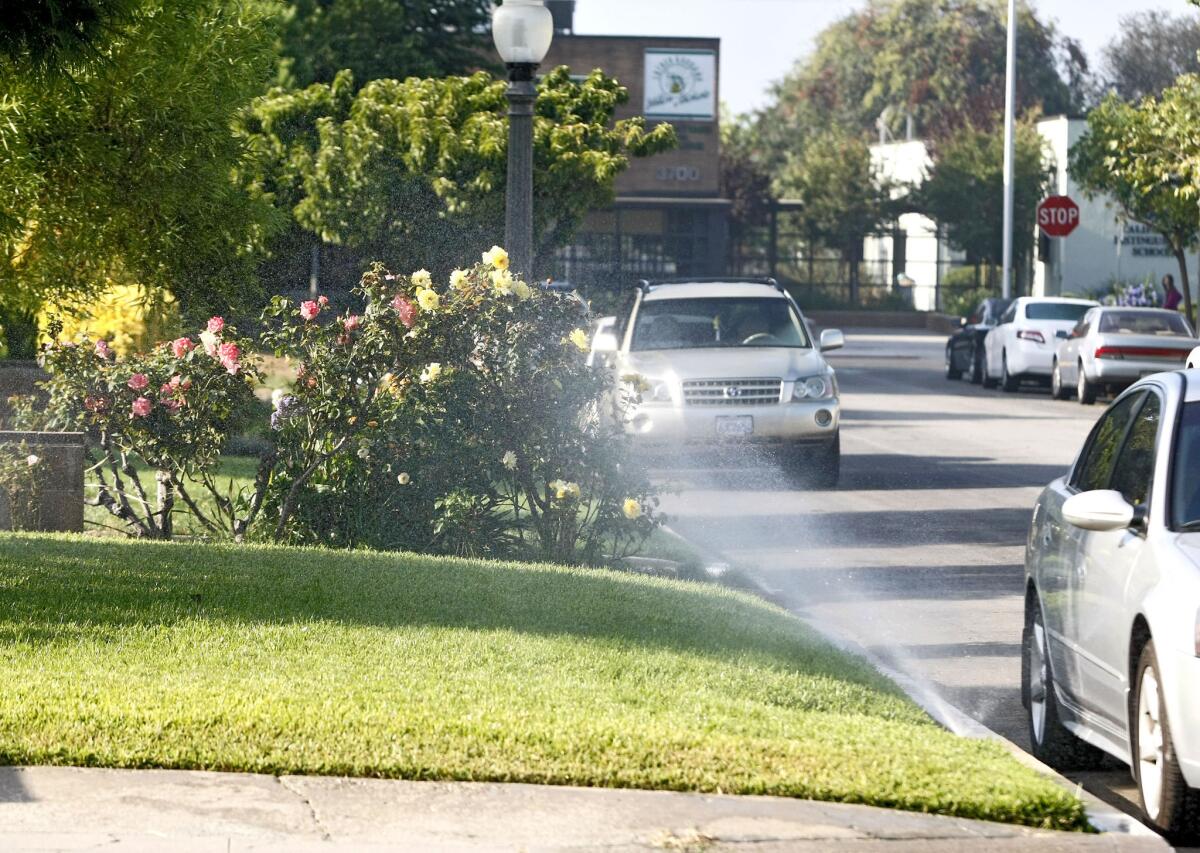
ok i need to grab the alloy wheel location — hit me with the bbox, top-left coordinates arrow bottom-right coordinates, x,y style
1029,612 -> 1048,745
1138,665 -> 1166,820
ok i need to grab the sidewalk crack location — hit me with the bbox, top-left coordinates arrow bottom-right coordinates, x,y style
277,775 -> 332,841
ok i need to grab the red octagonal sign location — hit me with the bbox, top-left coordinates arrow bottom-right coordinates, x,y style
1037,195 -> 1080,238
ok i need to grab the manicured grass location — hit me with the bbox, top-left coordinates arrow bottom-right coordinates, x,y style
0,533 -> 1087,830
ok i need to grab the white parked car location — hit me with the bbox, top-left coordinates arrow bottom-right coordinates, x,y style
1051,306 -> 1196,404
591,277 -> 844,486
1024,370 -> 1200,839
983,297 -> 1098,391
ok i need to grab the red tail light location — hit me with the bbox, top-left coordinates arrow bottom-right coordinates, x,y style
1094,346 -> 1189,361
1016,329 -> 1045,343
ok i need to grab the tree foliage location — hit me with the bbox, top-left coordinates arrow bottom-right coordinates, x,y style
240,67 -> 677,279
0,0 -> 283,356
1069,88 -> 1200,323
758,0 -> 1079,162
0,0 -> 140,70
276,0 -> 493,89
920,121 -> 1052,273
1100,10 -> 1200,102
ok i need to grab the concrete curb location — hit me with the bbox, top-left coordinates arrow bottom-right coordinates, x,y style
661,524 -> 1169,847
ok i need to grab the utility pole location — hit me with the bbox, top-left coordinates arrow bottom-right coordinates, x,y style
1000,0 -> 1017,299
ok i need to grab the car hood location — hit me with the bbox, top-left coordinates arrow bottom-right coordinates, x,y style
622,347 -> 830,380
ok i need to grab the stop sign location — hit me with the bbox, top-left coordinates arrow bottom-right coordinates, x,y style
1037,195 -> 1080,237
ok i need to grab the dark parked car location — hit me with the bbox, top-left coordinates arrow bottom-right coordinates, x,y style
945,297 -> 1012,383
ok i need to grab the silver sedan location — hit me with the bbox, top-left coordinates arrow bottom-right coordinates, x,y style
1024,369 -> 1200,840
1051,306 -> 1196,404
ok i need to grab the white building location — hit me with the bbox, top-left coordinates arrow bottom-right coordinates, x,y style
864,116 -> 1198,312
1034,115 -> 1197,300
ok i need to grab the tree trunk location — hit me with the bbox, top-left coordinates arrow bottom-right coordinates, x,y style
1174,248 -> 1195,329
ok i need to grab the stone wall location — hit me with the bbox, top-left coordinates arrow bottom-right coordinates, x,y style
0,431 -> 85,532
0,361 -> 49,425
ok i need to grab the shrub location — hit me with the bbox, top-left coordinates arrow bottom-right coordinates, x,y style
0,441 -> 43,529
38,317 -> 264,538
258,251 -> 658,563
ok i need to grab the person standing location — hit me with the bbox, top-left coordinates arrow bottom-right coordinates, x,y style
1162,274 -> 1183,311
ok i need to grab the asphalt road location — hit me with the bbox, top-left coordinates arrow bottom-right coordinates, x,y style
658,329 -> 1171,841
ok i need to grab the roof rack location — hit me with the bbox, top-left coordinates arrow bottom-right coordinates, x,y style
636,276 -> 786,293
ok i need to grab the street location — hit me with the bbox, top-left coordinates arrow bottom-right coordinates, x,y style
661,329 -> 1163,839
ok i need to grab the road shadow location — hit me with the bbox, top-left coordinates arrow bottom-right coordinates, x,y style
0,767 -> 35,802
844,409 -> 1067,423
760,563 -> 1025,606
839,454 -> 1069,491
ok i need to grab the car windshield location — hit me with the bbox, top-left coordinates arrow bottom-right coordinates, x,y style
1173,402 -> 1200,529
630,297 -> 809,351
1025,302 -> 1091,321
1099,311 -> 1193,336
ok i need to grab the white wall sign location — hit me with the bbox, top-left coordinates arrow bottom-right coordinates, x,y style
644,49 -> 716,120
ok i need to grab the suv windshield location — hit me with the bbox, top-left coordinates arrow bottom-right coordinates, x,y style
630,297 -> 809,351
1025,302 -> 1091,321
1100,311 -> 1193,336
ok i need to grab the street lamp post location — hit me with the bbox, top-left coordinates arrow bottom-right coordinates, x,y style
492,0 -> 554,280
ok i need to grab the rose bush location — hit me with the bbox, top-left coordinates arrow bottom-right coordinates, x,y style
258,250 -> 658,562
33,248 -> 659,564
38,316 -> 265,538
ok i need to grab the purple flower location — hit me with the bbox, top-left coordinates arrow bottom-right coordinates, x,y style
271,395 -> 301,431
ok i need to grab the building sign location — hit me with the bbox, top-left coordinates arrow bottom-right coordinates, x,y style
1117,223 -> 1174,258
644,49 -> 716,120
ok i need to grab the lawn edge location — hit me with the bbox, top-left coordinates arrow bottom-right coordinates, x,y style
661,524 -> 1165,843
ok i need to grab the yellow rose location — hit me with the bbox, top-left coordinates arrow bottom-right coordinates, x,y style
397,472 -> 411,485
550,480 -> 580,501
420,362 -> 442,384
501,450 -> 517,470
449,269 -> 470,290
513,280 -> 533,300
411,269 -> 433,289
491,268 -> 514,295
567,328 -> 589,352
482,245 -> 509,270
416,288 -> 440,312
622,498 -> 642,520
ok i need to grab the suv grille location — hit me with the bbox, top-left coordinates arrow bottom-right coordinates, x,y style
682,378 -> 783,406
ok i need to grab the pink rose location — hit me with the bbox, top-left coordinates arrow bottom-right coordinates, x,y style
336,333 -> 351,346
180,377 -> 192,391
318,295 -> 329,307
160,382 -> 174,395
217,341 -> 241,374
391,295 -> 417,328
343,314 -> 361,331
84,395 -> 108,413
127,373 -> 149,391
94,340 -> 112,360
131,397 -> 152,418
206,317 -> 225,334
171,337 -> 195,358
163,399 -> 182,412
300,300 -> 320,321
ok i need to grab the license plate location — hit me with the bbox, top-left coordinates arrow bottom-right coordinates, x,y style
716,415 -> 753,437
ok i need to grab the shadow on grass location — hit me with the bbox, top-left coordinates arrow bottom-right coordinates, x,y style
0,534 -> 898,700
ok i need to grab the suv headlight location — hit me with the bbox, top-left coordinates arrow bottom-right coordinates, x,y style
792,374 -> 837,401
623,373 -> 673,404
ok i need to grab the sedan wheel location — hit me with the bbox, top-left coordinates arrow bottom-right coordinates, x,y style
1050,361 -> 1071,400
1023,597 -> 1105,770
969,349 -> 984,384
1001,354 -> 1019,392
945,347 -> 962,380
1077,361 -> 1097,405
1133,640 -> 1200,841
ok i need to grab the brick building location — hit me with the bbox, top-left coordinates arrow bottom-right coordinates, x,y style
541,1 -> 730,293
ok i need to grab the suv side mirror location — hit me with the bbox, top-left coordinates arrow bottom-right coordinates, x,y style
819,328 -> 845,352
1063,490 -> 1142,531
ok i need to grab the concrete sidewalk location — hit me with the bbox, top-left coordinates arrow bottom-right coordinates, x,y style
0,766 -> 1169,852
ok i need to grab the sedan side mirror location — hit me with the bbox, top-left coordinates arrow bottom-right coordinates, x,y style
591,330 -> 619,354
1056,330 -> 1070,340
1063,490 -> 1142,531
819,328 -> 845,352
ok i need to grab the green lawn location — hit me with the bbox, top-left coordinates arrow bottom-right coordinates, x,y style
0,533 -> 1087,830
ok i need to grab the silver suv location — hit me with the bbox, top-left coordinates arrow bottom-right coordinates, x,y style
592,278 -> 844,486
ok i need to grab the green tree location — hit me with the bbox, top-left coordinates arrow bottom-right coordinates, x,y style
1070,90 -> 1200,324
774,129 -> 899,302
758,0 -> 1078,163
277,0 -> 492,89
920,120 -> 1052,288
239,67 -> 676,280
1100,9 -> 1200,102
0,0 -> 140,69
0,0 -> 283,357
